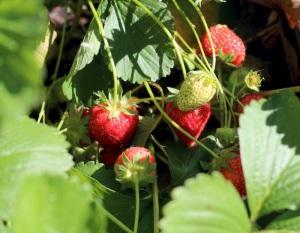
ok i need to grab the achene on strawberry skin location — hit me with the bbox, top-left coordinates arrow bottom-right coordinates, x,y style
165,102 -> 211,148
200,24 -> 246,67
88,104 -> 139,150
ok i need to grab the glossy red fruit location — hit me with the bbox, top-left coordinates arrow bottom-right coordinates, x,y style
237,93 -> 264,113
82,108 -> 90,117
165,102 -> 211,148
100,149 -> 120,168
114,147 -> 156,186
220,154 -> 246,197
88,104 -> 139,149
200,24 -> 246,66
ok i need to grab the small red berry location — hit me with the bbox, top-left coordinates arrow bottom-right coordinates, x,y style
114,147 -> 156,187
220,154 -> 246,197
100,149 -> 120,168
200,24 -> 246,66
165,102 -> 211,148
237,93 -> 264,113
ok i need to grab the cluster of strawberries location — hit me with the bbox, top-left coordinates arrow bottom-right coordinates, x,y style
84,24 -> 264,193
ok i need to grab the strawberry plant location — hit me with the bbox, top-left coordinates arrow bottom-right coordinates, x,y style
1,0 -> 300,233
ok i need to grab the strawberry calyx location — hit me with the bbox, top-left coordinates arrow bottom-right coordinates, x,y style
114,147 -> 156,188
94,91 -> 138,118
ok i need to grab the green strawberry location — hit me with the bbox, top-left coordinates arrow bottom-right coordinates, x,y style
176,70 -> 217,112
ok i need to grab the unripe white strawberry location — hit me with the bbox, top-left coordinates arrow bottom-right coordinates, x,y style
176,71 -> 217,112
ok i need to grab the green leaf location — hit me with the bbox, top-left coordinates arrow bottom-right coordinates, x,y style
0,0 -> 47,124
63,51 -> 113,104
131,116 -> 159,146
0,118 -> 73,220
161,172 -> 251,233
74,162 -> 150,233
262,92 -> 300,154
267,211 -> 300,231
164,140 -> 209,186
264,229 -> 300,232
103,0 -> 175,84
11,174 -> 106,233
66,1 -> 110,81
238,92 -> 300,221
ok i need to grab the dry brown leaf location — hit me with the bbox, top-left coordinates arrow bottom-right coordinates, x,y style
274,0 -> 300,28
247,0 -> 300,28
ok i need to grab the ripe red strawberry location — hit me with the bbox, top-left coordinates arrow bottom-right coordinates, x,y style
82,107 -> 90,118
200,24 -> 246,66
88,104 -> 139,149
220,154 -> 246,197
114,147 -> 156,186
100,148 -> 120,168
165,102 -> 211,148
237,93 -> 264,113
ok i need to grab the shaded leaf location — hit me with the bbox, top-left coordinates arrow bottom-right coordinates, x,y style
74,162 -> 150,233
131,116 -> 159,146
103,0 -> 175,84
267,211 -> 300,231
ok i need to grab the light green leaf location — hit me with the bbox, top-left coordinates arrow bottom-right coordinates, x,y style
264,229 -> 300,232
161,172 -> 251,233
238,92 -> 300,221
103,0 -> 175,84
11,174 -> 106,233
267,211 -> 300,231
0,118 -> 73,220
0,0 -> 47,124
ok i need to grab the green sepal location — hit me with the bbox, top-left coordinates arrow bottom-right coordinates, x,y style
115,152 -> 156,189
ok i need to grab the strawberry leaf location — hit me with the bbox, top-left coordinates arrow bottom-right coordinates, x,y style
238,92 -> 300,221
0,0 -> 47,126
103,0 -> 175,84
74,162 -> 151,233
161,173 -> 251,233
0,118 -> 73,220
267,211 -> 300,231
10,174 -> 106,233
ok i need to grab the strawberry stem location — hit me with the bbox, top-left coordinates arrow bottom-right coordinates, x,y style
144,81 -> 220,159
153,179 -> 159,233
87,0 -> 119,106
101,207 -> 133,233
130,0 -> 187,79
175,32 -> 210,73
51,3 -> 67,82
260,85 -> 300,96
37,100 -> 46,124
133,176 -> 140,233
171,0 -> 211,72
188,0 -> 216,72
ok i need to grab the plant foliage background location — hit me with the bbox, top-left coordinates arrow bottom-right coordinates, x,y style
1,0 -> 300,233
